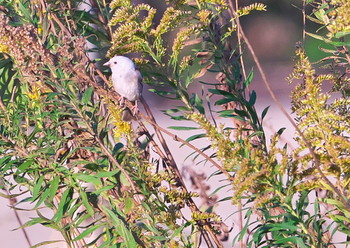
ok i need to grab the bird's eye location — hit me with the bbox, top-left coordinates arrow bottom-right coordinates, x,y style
114,61 -> 117,64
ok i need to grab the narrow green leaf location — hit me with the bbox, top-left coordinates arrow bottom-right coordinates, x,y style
261,106 -> 270,120
18,159 -> 34,172
73,223 -> 104,241
49,176 -> 60,201
244,69 -> 254,88
185,133 -> 206,142
334,30 -> 350,39
215,97 -> 237,106
31,240 -> 65,248
74,173 -> 101,186
34,188 -> 51,208
18,1 -> 33,23
124,197 -> 133,214
32,176 -> 44,201
194,94 -> 205,114
168,126 -> 199,131
248,90 -> 256,106
208,88 -> 234,97
234,108 -> 249,118
96,169 -> 120,178
80,190 -> 94,217
93,185 -> 115,195
101,206 -> 137,248
277,127 -> 286,135
0,156 -> 11,168
169,224 -> 186,240
238,208 -> 252,241
209,184 -> 231,197
274,237 -> 308,248
269,222 -> 298,232
53,187 -> 73,222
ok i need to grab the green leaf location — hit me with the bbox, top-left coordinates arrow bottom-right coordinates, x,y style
185,133 -> 206,142
234,108 -> 249,118
73,223 -> 104,241
101,206 -> 138,248
194,94 -> 205,114
31,240 -> 65,248
49,176 -> 60,201
218,110 -> 245,120
34,188 -> 51,208
15,217 -> 51,229
248,90 -> 256,106
244,69 -> 254,88
277,127 -> 286,135
261,106 -> 270,120
53,187 -> 73,222
32,176 -> 44,201
237,208 -> 252,241
215,97 -> 237,106
74,173 -> 101,186
0,156 -> 11,169
274,237 -> 308,247
269,222 -> 298,232
306,32 -> 350,46
334,30 -> 350,39
96,169 -> 120,178
82,87 -> 94,105
80,190 -> 95,217
209,184 -> 231,197
124,197 -> 133,214
18,159 -> 34,172
168,126 -> 199,130
208,88 -> 235,97
93,185 -> 115,195
18,1 -> 33,23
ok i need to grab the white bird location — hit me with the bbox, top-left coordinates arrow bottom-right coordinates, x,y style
104,56 -> 143,116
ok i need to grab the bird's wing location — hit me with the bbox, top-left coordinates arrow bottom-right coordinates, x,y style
123,69 -> 143,100
135,70 -> 143,96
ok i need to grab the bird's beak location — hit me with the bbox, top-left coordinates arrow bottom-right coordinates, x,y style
103,61 -> 110,67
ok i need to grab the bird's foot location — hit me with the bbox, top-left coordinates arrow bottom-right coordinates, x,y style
130,101 -> 139,116
119,97 -> 126,108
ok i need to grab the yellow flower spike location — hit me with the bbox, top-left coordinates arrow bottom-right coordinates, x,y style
27,86 -> 41,102
0,43 -> 8,54
107,100 -> 132,139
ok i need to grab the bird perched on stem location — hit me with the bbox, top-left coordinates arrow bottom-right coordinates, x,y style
104,56 -> 143,117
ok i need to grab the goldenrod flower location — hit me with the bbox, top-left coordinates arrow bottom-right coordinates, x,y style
27,86 -> 41,101
108,100 -> 132,139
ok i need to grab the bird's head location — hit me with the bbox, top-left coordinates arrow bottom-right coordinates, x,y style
103,56 -> 135,73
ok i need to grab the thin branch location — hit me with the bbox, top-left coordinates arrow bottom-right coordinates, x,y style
228,0 -> 247,81
303,0 -> 306,42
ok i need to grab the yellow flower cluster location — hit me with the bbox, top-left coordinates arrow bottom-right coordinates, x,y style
0,43 -> 8,53
108,102 -> 132,139
153,7 -> 190,36
236,3 -> 267,17
327,0 -> 350,38
289,47 -> 350,189
27,85 -> 41,101
172,24 -> 202,60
